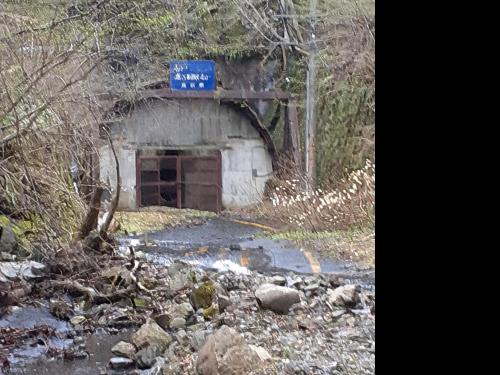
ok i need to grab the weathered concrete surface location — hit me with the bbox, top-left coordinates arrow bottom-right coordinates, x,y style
100,99 -> 273,210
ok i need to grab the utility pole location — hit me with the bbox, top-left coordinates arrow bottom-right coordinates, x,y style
305,0 -> 317,188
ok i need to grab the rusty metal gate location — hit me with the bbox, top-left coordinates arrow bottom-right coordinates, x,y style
136,152 -> 222,212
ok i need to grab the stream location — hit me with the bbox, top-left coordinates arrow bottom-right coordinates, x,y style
1,218 -> 374,374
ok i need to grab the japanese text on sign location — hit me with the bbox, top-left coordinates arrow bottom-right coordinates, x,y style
170,60 -> 215,91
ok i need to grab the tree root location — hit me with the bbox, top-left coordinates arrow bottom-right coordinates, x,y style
50,280 -> 136,305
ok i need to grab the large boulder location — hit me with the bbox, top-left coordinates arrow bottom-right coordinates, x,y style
254,284 -> 300,314
196,325 -> 268,375
327,284 -> 360,306
132,319 -> 172,352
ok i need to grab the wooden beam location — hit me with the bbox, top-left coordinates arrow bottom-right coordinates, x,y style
95,89 -> 291,102
139,88 -> 291,101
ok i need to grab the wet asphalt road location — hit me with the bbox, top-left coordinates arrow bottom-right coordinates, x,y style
121,218 -> 374,281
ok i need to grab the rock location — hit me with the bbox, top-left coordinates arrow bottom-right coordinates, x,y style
327,285 -> 360,306
196,325 -> 264,375
0,261 -> 46,281
304,283 -> 320,292
217,295 -> 231,312
202,305 -> 218,320
136,343 -> 161,369
111,341 -> 136,359
331,309 -> 347,319
0,223 -> 17,254
218,344 -> 262,374
174,329 -> 190,346
191,329 -> 212,351
155,302 -> 194,330
191,281 -> 216,310
132,319 -> 172,351
72,351 -> 89,359
164,341 -> 178,363
254,284 -> 300,314
73,336 -> 85,345
297,317 -> 315,330
0,252 -> 15,261
135,251 -> 146,260
70,315 -> 86,325
140,357 -> 166,375
49,300 -> 72,320
229,244 -> 242,251
109,357 -> 135,370
153,314 -> 170,331
170,317 -> 186,329
270,276 -> 286,286
170,271 -> 193,293
249,345 -> 272,361
351,308 -> 371,316
142,277 -> 158,289
168,302 -> 194,320
286,276 -> 303,288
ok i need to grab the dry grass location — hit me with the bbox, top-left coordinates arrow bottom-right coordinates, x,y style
251,158 -> 375,266
114,207 -> 216,235
260,159 -> 375,231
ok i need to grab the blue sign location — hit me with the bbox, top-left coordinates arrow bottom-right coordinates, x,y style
170,60 -> 215,91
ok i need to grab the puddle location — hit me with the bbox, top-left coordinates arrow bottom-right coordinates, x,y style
0,305 -> 73,370
6,330 -> 131,375
0,306 -> 71,332
0,303 -> 132,374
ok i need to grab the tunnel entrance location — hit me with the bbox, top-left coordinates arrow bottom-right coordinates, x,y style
136,150 -> 221,212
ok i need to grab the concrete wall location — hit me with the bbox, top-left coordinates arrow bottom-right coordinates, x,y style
100,99 -> 273,210
99,142 -> 137,210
